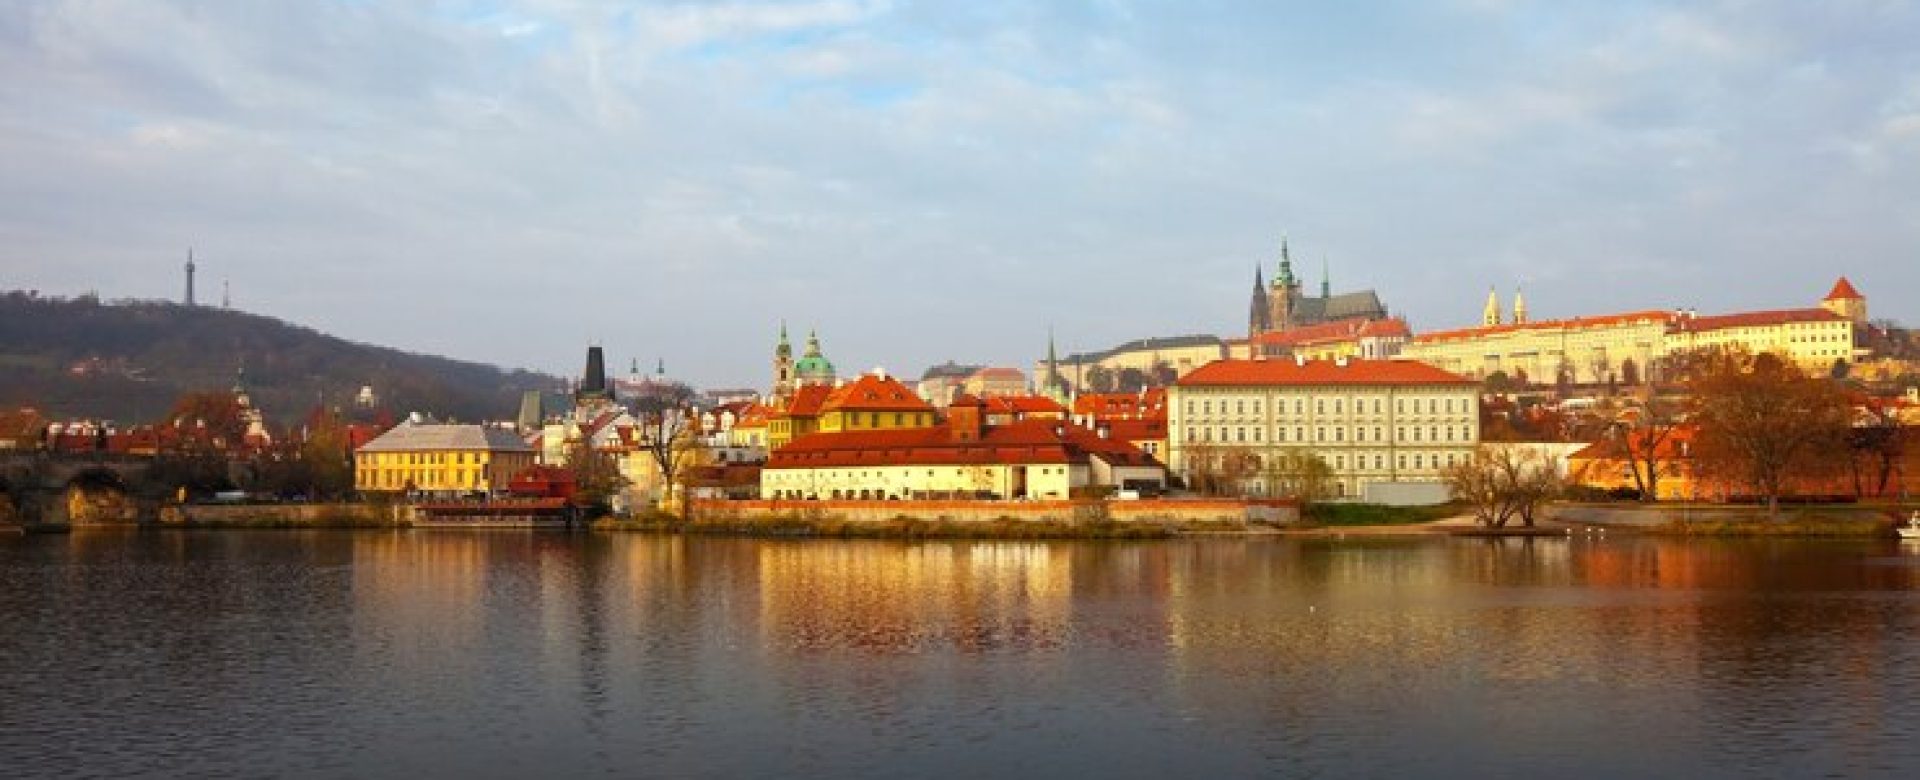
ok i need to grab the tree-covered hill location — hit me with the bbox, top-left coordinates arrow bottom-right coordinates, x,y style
0,291 -> 560,425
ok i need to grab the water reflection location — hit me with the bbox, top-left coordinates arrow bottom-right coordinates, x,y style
4,531 -> 1920,777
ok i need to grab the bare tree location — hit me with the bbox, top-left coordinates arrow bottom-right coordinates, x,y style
1690,352 -> 1852,519
1444,446 -> 1563,528
564,438 -> 628,513
1848,400 -> 1905,499
632,383 -> 699,515
1617,393 -> 1684,502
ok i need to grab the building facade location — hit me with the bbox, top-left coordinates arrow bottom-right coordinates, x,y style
1167,358 -> 1480,499
762,396 -> 1165,501
355,423 -> 537,497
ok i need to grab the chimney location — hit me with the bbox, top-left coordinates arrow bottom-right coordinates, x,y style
948,394 -> 984,442
1336,356 -> 1349,368
1295,354 -> 1307,367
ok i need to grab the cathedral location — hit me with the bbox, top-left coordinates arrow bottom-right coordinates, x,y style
1247,238 -> 1389,337
770,323 -> 838,404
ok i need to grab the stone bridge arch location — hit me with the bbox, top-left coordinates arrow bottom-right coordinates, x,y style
0,454 -> 154,527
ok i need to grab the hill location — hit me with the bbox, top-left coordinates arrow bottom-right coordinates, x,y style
0,291 -> 560,425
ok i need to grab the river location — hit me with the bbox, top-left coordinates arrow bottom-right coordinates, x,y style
5,530 -> 1920,778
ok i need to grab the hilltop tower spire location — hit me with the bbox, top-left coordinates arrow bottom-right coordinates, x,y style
1321,255 -> 1331,299
1512,286 -> 1528,325
1483,286 -> 1502,327
184,248 -> 196,307
1248,266 -> 1271,336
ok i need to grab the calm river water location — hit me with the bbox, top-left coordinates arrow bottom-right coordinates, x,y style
5,530 -> 1920,778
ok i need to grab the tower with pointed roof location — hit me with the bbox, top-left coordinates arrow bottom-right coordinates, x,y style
1041,329 -> 1071,403
1512,287 -> 1528,325
1269,238 -> 1301,329
1320,256 -> 1331,299
772,322 -> 796,404
1248,267 -> 1271,337
1482,287 -> 1502,327
576,345 -> 611,406
1820,277 -> 1867,323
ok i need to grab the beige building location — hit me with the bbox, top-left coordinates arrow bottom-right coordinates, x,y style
1401,278 -> 1868,384
1034,335 -> 1228,391
355,423 -> 537,497
1167,358 -> 1479,500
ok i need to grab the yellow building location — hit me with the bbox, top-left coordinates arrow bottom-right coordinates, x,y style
1401,278 -> 1868,384
1227,317 -> 1411,362
1167,358 -> 1480,501
816,372 -> 938,433
354,423 -> 537,497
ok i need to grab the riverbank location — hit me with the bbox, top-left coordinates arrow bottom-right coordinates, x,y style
1557,503 -> 1907,538
595,513 -> 1197,539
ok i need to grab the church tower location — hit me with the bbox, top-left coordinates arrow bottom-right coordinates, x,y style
1512,287 -> 1529,325
771,322 -> 795,404
1482,287 -> 1502,327
1269,238 -> 1300,329
1248,267 -> 1271,337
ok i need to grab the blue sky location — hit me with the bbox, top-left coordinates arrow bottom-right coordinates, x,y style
4,0 -> 1917,390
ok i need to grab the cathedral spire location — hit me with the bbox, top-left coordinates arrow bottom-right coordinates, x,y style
1512,286 -> 1528,325
1276,236 -> 1296,289
1483,286 -> 1502,327
1321,255 -> 1331,299
1249,266 -> 1271,335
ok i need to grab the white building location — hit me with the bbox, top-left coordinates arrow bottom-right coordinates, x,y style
1168,357 -> 1479,502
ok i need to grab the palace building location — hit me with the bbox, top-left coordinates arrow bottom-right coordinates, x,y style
1167,357 -> 1480,503
1400,278 -> 1869,384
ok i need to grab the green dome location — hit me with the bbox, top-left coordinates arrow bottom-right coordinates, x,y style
795,354 -> 836,379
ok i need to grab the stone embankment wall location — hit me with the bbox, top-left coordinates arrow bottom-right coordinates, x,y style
690,498 -> 1297,525
1550,503 -> 1898,527
159,503 -> 412,527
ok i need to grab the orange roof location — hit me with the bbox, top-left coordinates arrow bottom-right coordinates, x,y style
982,395 -> 1066,415
1072,392 -> 1167,421
1177,358 -> 1475,387
775,384 -> 834,418
1570,426 -> 1699,462
1414,310 -> 1674,344
1824,276 -> 1864,301
821,373 -> 934,413
1669,308 -> 1843,333
768,419 -> 1157,469
1099,418 -> 1167,443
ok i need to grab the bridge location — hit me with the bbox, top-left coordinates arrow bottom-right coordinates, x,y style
0,452 -> 160,527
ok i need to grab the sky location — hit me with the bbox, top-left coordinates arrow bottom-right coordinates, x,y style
4,0 -> 1917,390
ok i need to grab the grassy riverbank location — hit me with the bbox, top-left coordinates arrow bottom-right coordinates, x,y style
595,512 -> 1189,539
1298,502 -> 1462,528
1650,511 -> 1892,538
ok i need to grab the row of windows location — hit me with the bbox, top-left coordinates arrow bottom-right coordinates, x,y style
1184,424 -> 1473,444
765,466 -> 1069,483
359,451 -> 490,466
359,468 -> 489,489
1184,395 -> 1469,419
1188,451 -> 1460,473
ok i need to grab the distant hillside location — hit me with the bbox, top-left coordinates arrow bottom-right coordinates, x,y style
0,291 -> 561,425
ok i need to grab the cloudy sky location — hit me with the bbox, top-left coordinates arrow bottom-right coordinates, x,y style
4,0 -> 1917,389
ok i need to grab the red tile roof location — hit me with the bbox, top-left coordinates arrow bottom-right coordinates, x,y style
776,384 -> 835,418
1072,392 -> 1167,421
1414,310 -> 1675,344
1177,358 -> 1476,387
821,373 -> 934,413
1669,308 -> 1844,333
982,395 -> 1066,415
1825,276 -> 1864,301
768,419 -> 1157,469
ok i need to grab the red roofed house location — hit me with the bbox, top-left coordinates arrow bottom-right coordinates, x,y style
762,394 -> 1166,501
980,395 -> 1067,425
817,371 -> 937,434
1169,357 -> 1479,503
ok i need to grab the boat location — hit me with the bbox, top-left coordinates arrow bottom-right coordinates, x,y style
1899,512 -> 1920,540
